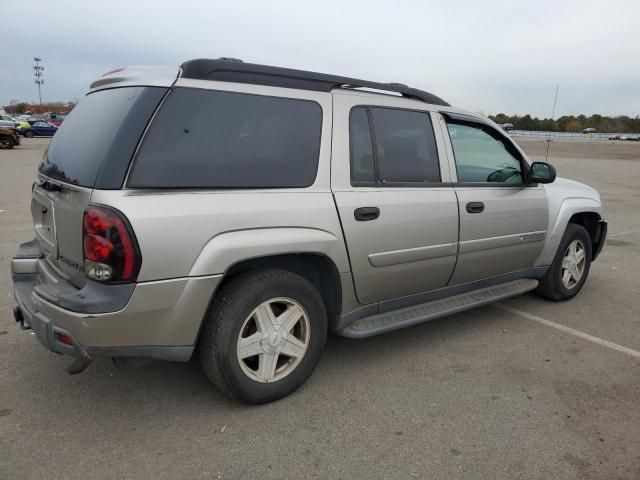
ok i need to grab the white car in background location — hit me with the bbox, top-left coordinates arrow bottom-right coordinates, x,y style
0,114 -> 18,128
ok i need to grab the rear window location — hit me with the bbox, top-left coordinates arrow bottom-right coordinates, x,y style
349,106 -> 441,185
127,88 -> 323,188
39,87 -> 167,188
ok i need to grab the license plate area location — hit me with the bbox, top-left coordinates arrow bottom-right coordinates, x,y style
31,189 -> 57,256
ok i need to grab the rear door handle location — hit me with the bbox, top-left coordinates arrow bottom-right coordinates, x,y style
354,207 -> 380,221
466,202 -> 485,214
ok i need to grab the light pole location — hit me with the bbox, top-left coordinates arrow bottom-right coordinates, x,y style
33,57 -> 44,104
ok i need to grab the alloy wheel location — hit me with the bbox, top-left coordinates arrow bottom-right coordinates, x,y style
561,239 -> 586,289
236,297 -> 310,383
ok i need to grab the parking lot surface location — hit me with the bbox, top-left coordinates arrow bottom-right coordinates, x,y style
1,137 -> 639,479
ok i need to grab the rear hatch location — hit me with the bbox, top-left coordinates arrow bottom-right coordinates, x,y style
32,86 -> 167,287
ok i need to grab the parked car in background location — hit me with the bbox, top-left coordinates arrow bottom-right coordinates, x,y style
18,121 -> 58,138
0,127 -> 20,148
0,114 -> 18,129
582,127 -> 597,134
47,115 -> 67,127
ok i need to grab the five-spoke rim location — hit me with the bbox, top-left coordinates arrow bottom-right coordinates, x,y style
561,239 -> 586,289
236,297 -> 310,383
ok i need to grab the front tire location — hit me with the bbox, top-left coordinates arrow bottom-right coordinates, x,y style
537,224 -> 592,301
23,130 -> 34,138
0,137 -> 14,149
199,269 -> 328,403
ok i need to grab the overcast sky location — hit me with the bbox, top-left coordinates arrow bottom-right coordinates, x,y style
1,0 -> 639,117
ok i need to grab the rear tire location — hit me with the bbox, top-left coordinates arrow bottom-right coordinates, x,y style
23,130 -> 34,138
199,269 -> 328,403
0,137 -> 14,149
537,224 -> 592,301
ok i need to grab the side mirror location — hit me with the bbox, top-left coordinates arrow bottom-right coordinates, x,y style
529,161 -> 556,184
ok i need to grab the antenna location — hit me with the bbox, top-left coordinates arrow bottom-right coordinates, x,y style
545,83 -> 559,162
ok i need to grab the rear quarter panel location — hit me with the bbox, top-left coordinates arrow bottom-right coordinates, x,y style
90,189 -> 350,281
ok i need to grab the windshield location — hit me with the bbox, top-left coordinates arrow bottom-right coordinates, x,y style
39,86 -> 166,188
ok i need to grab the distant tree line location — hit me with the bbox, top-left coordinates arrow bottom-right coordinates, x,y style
4,100 -> 77,115
489,113 -> 640,133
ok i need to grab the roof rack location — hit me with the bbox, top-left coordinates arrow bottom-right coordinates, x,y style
180,58 -> 450,107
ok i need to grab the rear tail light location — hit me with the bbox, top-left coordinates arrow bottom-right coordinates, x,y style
82,206 -> 141,283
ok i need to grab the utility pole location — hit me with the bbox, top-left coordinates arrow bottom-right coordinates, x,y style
33,57 -> 44,104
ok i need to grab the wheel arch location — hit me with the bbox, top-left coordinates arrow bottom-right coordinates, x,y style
187,227 -> 352,342
567,211 -> 604,259
535,198 -> 603,266
208,252 -> 342,333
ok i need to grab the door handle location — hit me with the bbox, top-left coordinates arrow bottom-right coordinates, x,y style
466,202 -> 485,214
354,207 -> 380,221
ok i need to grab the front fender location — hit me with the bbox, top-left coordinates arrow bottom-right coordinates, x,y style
535,197 -> 602,266
188,227 -> 351,276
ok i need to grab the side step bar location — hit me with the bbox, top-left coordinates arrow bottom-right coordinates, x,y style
337,278 -> 539,338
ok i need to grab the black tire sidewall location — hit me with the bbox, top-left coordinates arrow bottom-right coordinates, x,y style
24,131 -> 34,138
550,224 -> 592,299
206,271 -> 327,403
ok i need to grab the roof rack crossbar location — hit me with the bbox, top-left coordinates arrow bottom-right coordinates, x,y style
179,58 -> 450,106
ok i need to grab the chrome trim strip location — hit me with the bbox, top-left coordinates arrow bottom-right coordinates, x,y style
368,242 -> 457,267
460,230 -> 547,254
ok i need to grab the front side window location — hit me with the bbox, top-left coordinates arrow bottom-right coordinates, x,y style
349,106 -> 441,185
447,122 -> 523,184
128,88 -> 323,188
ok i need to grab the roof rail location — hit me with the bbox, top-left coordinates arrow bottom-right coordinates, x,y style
180,58 -> 450,106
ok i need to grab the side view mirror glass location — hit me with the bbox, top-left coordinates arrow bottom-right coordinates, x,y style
529,161 -> 556,184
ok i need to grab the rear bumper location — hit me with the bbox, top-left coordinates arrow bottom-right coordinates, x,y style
12,240 -> 221,361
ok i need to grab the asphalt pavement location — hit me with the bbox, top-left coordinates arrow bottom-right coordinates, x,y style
1,138 -> 639,479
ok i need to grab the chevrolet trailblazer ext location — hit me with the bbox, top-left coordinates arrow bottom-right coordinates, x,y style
12,59 -> 607,403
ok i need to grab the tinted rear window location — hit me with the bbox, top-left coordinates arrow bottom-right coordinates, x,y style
127,88 -> 323,188
39,87 -> 167,188
349,106 -> 441,185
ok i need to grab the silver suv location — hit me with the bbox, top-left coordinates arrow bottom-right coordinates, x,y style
11,59 -> 607,403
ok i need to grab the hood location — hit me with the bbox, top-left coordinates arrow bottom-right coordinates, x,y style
544,177 -> 601,204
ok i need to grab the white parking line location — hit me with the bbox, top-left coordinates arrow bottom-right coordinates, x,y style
608,227 -> 640,238
496,304 -> 640,359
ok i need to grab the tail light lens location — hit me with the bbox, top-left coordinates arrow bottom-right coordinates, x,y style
82,206 -> 141,283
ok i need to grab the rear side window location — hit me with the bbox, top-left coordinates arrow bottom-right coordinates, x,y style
39,87 -> 167,188
349,106 -> 441,185
128,88 -> 323,188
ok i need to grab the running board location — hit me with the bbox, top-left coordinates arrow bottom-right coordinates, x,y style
337,278 -> 539,338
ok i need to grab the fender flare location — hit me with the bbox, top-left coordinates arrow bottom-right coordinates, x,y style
535,197 -> 602,266
188,227 -> 350,277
